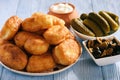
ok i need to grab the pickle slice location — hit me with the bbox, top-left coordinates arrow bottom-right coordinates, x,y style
88,12 -> 110,34
83,18 -> 103,37
105,11 -> 119,25
71,19 -> 95,36
99,11 -> 119,31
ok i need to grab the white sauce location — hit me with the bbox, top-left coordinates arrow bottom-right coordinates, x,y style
51,3 -> 73,14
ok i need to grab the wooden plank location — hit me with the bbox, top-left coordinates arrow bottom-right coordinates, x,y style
16,0 -> 34,19
15,73 -> 53,80
102,63 -> 120,80
1,68 -> 52,80
67,0 -> 93,14
0,0 -> 19,29
69,59 -> 103,80
53,69 -> 69,80
54,58 -> 103,80
1,68 -> 53,80
0,69 -> 17,80
0,65 -> 3,79
92,0 -> 119,14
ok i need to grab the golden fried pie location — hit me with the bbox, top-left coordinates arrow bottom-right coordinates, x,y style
26,53 -> 56,72
53,39 -> 80,65
0,16 -> 22,40
65,31 -> 75,40
32,12 -> 65,29
14,31 -> 36,48
0,43 -> 27,70
43,25 -> 70,45
24,36 -> 49,55
22,17 -> 41,32
51,14 -> 65,26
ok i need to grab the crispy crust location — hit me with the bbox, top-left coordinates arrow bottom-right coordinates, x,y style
14,31 -> 39,48
32,12 -> 65,28
0,43 -> 27,70
53,39 -> 80,65
0,16 -> 22,40
24,36 -> 49,55
26,53 -> 56,72
22,17 -> 41,32
43,25 -> 70,45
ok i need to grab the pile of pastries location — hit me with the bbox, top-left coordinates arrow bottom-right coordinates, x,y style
0,12 -> 81,73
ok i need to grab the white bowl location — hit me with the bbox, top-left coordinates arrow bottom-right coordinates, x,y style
70,25 -> 120,40
82,36 -> 120,66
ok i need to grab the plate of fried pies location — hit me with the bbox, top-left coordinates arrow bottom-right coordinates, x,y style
0,12 -> 82,76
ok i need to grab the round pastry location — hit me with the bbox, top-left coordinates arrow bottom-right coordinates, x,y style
22,17 -> 41,32
24,36 -> 49,55
14,31 -> 38,48
26,53 -> 56,72
43,25 -> 70,45
51,14 -> 65,26
32,12 -> 65,29
0,16 -> 22,40
0,43 -> 27,70
53,39 -> 80,65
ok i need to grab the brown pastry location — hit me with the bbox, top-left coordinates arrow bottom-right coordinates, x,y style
32,12 -> 65,29
53,39 -> 80,65
0,38 -> 8,46
43,25 -> 70,45
24,36 -> 49,55
65,31 -> 75,40
0,16 -> 22,40
22,17 -> 41,32
26,53 -> 56,72
14,31 -> 38,48
0,43 -> 27,70
51,14 -> 65,26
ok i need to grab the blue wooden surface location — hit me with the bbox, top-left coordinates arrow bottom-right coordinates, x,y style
0,0 -> 120,80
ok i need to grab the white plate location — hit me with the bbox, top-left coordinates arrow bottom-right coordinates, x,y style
0,41 -> 82,76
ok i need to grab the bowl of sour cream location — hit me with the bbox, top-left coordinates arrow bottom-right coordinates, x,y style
48,2 -> 79,27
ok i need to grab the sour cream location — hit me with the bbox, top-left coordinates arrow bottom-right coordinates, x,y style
50,3 -> 73,14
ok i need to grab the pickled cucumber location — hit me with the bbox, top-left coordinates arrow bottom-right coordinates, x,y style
80,13 -> 88,20
88,12 -> 110,34
105,11 -> 119,25
71,18 -> 95,36
99,11 -> 119,31
83,18 -> 103,37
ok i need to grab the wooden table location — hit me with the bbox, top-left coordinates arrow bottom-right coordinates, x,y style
0,0 -> 120,80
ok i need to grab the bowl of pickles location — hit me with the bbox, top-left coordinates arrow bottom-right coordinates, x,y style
70,11 -> 120,40
83,36 -> 120,66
